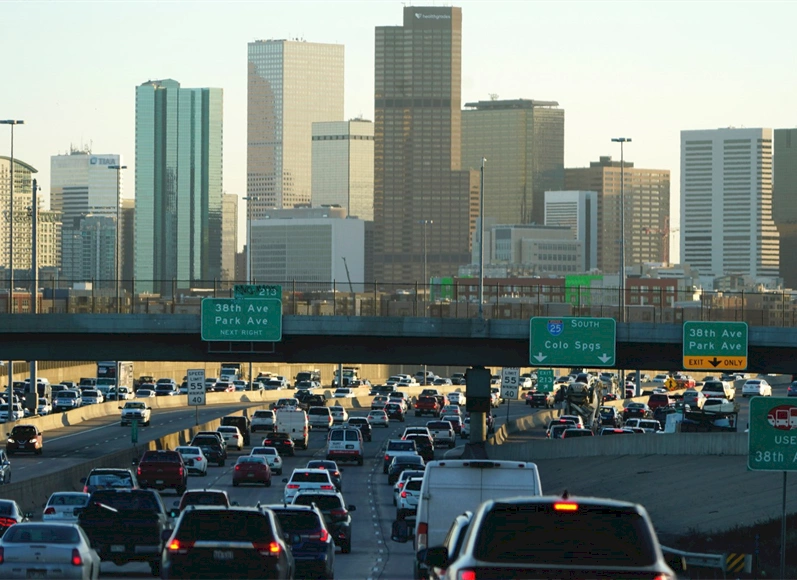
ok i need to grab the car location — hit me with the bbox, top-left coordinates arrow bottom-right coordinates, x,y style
403,433 -> 434,462
682,389 -> 707,410
249,446 -> 283,475
393,469 -> 425,507
282,468 -> 336,503
622,402 -> 652,420
36,397 -> 52,416
702,379 -> 736,401
647,392 -> 674,411
306,460 -> 343,491
396,476 -> 424,520
272,397 -> 300,411
83,388 -> 107,405
545,418 -> 577,437
0,522 -> 101,579
387,454 -> 426,484
388,396 -> 409,413
402,426 -> 433,439
216,425 -> 244,451
220,415 -> 252,447
450,373 -> 466,385
562,428 -> 594,438
446,391 -> 466,406
136,449 -> 187,495
233,379 -> 247,391
441,414 -> 463,435
250,409 -> 276,433
119,401 -> 152,427
308,406 -> 334,430
419,511 -> 474,580
742,379 -> 773,397
652,374 -> 668,384
598,406 -> 622,427
422,494 -> 675,580
460,415 -> 471,438
789,381 -> 797,397
161,507 -> 295,579
559,414 -> 585,429
190,434 -> 227,467
42,492 -> 91,522
81,468 -> 138,494
135,388 -> 155,398
155,383 -> 179,396
292,491 -> 357,554
432,377 -> 452,386
171,489 -> 234,517
624,418 -> 662,433
233,455 -> 272,487
326,426 -> 364,465
6,424 -> 42,455
426,420 -> 456,448
367,409 -> 389,427
213,381 -> 235,393
175,446 -> 209,477
702,398 -> 736,413
383,438 -> 419,473
333,387 -> 355,398
329,405 -> 349,424
262,432 -> 296,457
384,402 -> 405,422
440,404 -> 461,417
602,392 -> 618,402
266,503 -> 336,579
371,395 -> 389,410
345,417 -> 373,442
547,424 -> 570,439
0,500 -> 30,535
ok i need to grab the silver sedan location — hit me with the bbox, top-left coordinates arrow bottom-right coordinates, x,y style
0,522 -> 100,579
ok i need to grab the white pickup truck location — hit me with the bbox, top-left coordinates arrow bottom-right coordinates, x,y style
119,401 -> 152,427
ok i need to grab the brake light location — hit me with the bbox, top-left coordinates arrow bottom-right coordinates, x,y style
321,484 -> 334,490
253,541 -> 281,555
43,507 -> 56,515
400,491 -> 408,498
332,471 -> 339,477
0,547 -> 3,564
168,539 -> 194,552
286,484 -> 300,489
71,548 -> 82,566
417,521 -> 428,551
178,467 -> 184,477
384,454 -> 390,461
457,571 -> 476,580
235,465 -> 241,470
397,482 -> 405,490
0,517 -> 16,528
330,507 -> 348,517
308,529 -> 330,542
136,466 -> 142,476
82,486 -> 89,493
554,502 -> 579,511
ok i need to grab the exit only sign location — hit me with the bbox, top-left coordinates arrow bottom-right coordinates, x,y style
682,321 -> 748,370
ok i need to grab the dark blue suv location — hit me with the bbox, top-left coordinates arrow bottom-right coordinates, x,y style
266,503 -> 335,579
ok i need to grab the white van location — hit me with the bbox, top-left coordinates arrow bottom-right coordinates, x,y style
326,426 -> 364,465
275,409 -> 309,450
413,459 -> 542,579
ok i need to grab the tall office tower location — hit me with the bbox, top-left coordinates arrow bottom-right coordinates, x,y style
773,129 -> 797,287
680,128 -> 779,282
120,199 -> 135,288
374,6 -> 480,283
247,39 -> 344,215
0,156 -> 35,275
565,156 -> 670,275
135,79 -> 223,294
462,99 -> 564,225
311,119 -> 374,221
51,149 -> 121,286
221,193 -> 238,282
544,190 -> 598,271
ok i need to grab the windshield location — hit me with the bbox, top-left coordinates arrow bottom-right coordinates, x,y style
177,511 -> 274,542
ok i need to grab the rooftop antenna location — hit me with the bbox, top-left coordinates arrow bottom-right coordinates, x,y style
489,93 -> 499,101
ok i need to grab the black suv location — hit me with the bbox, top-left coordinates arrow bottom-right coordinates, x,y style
221,415 -> 251,446
345,417 -> 372,442
267,503 -> 336,579
403,434 -> 434,462
190,435 -> 227,467
598,406 -> 622,427
162,507 -> 295,579
387,455 -> 426,485
292,491 -> 356,554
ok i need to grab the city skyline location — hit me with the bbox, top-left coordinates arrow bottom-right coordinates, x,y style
3,1 -> 797,262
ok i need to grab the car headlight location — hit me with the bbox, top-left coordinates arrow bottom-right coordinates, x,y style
7,438 -> 14,443
29,439 -> 37,444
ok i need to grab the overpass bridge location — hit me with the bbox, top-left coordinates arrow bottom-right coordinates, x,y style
2,313 -> 797,372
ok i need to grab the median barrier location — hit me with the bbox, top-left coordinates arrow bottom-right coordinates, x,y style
0,407 -> 262,517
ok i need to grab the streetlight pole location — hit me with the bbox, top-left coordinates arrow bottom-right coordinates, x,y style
2,120 -> 23,406
2,120 -> 24,314
611,138 -> 631,323
478,157 -> 486,318
108,165 -> 127,314
419,219 -> 433,310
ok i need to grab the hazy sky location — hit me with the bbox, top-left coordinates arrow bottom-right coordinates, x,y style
3,0 -> 797,258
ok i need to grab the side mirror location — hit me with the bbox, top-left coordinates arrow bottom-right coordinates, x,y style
23,512 -> 33,520
168,508 -> 180,519
131,459 -> 138,466
423,546 -> 450,568
161,529 -> 174,541
348,505 -> 356,512
147,407 -> 152,411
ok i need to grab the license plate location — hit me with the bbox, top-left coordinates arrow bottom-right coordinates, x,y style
111,544 -> 125,552
247,473 -> 254,477
345,444 -> 354,449
214,550 -> 234,560
155,480 -> 164,484
26,570 -> 46,579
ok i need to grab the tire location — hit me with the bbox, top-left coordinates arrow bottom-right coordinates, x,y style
341,541 -> 351,554
357,457 -> 364,466
265,479 -> 272,487
277,468 -> 282,475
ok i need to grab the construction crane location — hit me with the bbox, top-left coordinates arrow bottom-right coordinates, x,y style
643,217 -> 679,264
341,257 -> 354,295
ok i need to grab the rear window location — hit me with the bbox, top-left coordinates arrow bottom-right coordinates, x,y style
418,397 -> 436,403
181,493 -> 229,507
649,395 -> 670,403
405,479 -> 423,491
309,408 -> 331,416
141,451 -> 180,463
273,510 -> 322,532
388,441 -> 416,452
473,503 -> 656,566
177,511 -> 274,542
87,472 -> 134,488
427,422 -> 451,430
91,490 -> 159,511
702,382 -> 724,391
290,472 -> 331,483
5,525 -> 80,544
253,411 -> 274,418
192,437 -> 220,447
293,494 -> 343,511
48,494 -> 89,507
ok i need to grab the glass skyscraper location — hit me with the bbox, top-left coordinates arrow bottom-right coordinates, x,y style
134,79 -> 223,294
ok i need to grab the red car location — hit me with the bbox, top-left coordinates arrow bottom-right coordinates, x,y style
262,432 -> 295,457
232,456 -> 272,487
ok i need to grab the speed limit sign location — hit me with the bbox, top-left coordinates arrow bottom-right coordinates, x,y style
187,369 -> 206,406
501,367 -> 520,400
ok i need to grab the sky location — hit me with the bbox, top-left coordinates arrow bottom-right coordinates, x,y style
3,0 -> 797,259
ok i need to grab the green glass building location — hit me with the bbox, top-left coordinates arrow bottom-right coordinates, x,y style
135,79 -> 223,294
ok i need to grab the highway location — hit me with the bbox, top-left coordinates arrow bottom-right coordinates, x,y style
17,398 -> 533,579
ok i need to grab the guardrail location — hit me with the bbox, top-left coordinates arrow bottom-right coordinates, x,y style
661,545 -> 727,577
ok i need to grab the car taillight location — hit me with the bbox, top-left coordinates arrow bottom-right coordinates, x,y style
332,471 -> 340,477
0,517 -> 16,528
457,571 -> 476,580
253,541 -> 280,556
321,484 -> 334,490
308,529 -> 330,542
384,454 -> 390,461
397,482 -> 405,490
235,465 -> 241,470
71,548 -> 82,566
417,521 -> 428,551
178,467 -> 184,477
400,491 -> 408,498
554,502 -> 578,512
43,507 -> 56,515
286,484 -> 300,489
168,539 -> 194,553
82,486 -> 89,493
0,547 -> 3,564
136,466 -> 142,476
330,507 -> 348,517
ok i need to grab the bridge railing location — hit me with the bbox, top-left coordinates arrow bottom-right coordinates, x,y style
2,277 -> 796,328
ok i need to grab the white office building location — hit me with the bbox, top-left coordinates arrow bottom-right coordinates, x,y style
250,206 -> 365,291
680,128 -> 779,284
544,190 -> 598,271
51,149 -> 121,226
311,119 -> 374,221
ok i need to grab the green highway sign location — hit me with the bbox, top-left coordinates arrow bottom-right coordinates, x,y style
748,397 -> 797,471
201,298 -> 283,342
536,369 -> 554,393
529,317 -> 616,367
683,321 -> 747,371
234,284 -> 282,299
